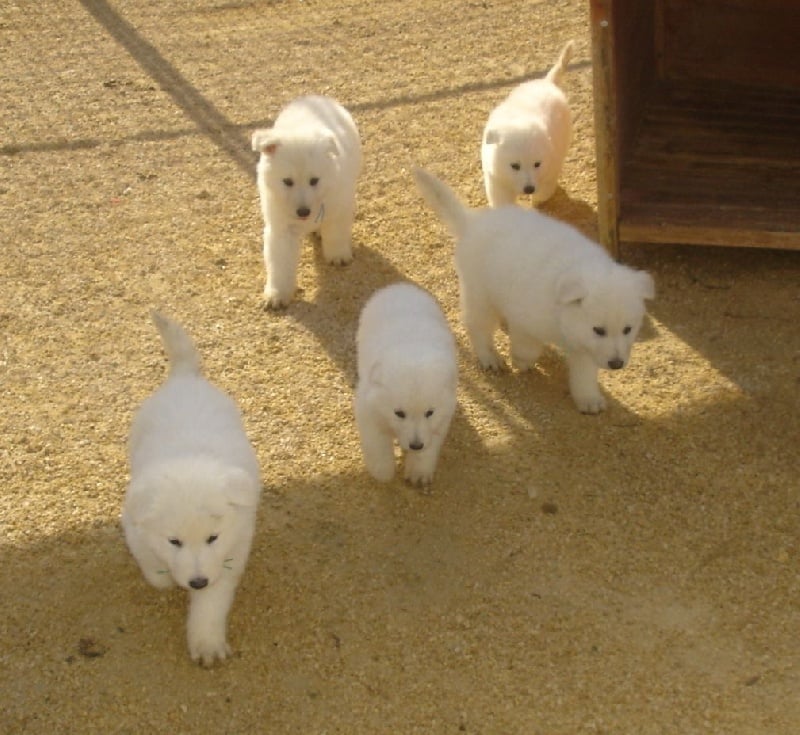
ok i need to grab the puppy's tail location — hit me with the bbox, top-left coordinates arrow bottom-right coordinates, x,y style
545,40 -> 575,86
151,311 -> 203,378
412,167 -> 471,239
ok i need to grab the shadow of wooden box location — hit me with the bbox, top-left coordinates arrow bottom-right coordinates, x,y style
589,0 -> 800,256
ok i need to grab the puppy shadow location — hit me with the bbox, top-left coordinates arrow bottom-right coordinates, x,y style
539,188 -> 598,241
269,236 -> 410,384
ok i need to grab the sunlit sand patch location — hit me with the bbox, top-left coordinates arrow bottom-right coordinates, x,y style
602,316 -> 745,418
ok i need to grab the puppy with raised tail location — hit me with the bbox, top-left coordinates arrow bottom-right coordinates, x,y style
252,95 -> 362,308
481,40 -> 574,207
122,313 -> 261,665
355,283 -> 458,486
413,168 -> 654,414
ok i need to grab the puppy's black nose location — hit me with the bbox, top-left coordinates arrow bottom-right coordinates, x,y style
409,440 -> 424,451
189,576 -> 209,590
523,185 -> 536,195
608,358 -> 624,370
296,206 -> 311,218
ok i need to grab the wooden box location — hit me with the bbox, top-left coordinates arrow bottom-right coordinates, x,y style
589,0 -> 800,255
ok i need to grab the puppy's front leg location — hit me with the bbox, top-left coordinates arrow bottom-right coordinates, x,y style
263,226 -> 301,308
187,576 -> 237,666
355,403 -> 396,481
484,174 -> 516,208
566,351 -> 606,414
319,209 -> 354,266
403,431 -> 446,487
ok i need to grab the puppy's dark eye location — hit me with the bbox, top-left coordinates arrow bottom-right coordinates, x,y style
593,327 -> 607,337
206,534 -> 218,545
394,410 -> 406,419
168,538 -> 183,548
623,326 -> 632,335
425,409 -> 434,418
510,162 -> 521,171
534,161 -> 542,168
309,177 -> 319,186
282,178 -> 294,187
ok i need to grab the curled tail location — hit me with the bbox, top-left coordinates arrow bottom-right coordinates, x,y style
151,311 -> 202,378
412,167 -> 472,239
545,40 -> 575,87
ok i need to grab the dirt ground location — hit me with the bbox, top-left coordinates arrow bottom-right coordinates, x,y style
1,1 -> 798,732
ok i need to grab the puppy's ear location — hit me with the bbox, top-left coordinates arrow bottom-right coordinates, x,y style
324,132 -> 340,158
484,129 -> 501,146
224,468 -> 259,510
251,129 -> 280,155
368,361 -> 384,388
123,478 -> 159,526
556,272 -> 587,305
636,271 -> 656,301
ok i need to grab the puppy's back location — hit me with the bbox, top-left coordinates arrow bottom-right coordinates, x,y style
129,315 -> 258,479
357,283 -> 454,373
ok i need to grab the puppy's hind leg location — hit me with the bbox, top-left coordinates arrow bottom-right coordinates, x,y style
566,351 -> 606,414
462,293 -> 503,370
319,206 -> 354,266
263,226 -> 302,309
508,324 -> 544,371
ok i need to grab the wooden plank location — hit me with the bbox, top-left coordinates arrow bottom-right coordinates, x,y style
620,220 -> 800,249
589,0 -> 620,256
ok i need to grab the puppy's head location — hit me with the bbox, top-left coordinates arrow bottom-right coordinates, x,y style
252,128 -> 339,222
483,126 -> 554,203
127,458 -> 258,591
556,265 -> 655,371
367,353 -> 457,454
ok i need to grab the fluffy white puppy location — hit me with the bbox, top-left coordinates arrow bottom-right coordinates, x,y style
355,283 -> 458,486
122,312 -> 261,665
252,95 -> 362,308
413,168 -> 655,414
481,40 -> 574,207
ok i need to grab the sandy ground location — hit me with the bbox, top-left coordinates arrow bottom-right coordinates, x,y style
1,1 -> 799,733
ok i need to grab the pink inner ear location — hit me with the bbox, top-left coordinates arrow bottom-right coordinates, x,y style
264,143 -> 278,155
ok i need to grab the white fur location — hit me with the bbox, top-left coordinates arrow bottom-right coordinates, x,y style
252,95 -> 362,308
355,283 -> 458,486
413,168 -> 655,414
481,41 -> 574,207
122,313 -> 261,665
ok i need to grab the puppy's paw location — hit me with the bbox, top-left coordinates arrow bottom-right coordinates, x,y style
188,630 -> 231,667
573,391 -> 606,415
263,287 -> 291,310
324,251 -> 353,267
511,354 -> 536,372
364,456 -> 395,483
477,352 -> 504,371
404,467 -> 434,488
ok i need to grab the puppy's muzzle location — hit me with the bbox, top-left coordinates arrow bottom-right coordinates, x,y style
607,358 -> 624,370
189,576 -> 209,590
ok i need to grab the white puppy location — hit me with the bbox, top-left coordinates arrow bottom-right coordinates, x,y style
481,40 -> 574,207
122,313 -> 261,665
413,168 -> 655,414
252,95 -> 362,308
355,283 -> 458,486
